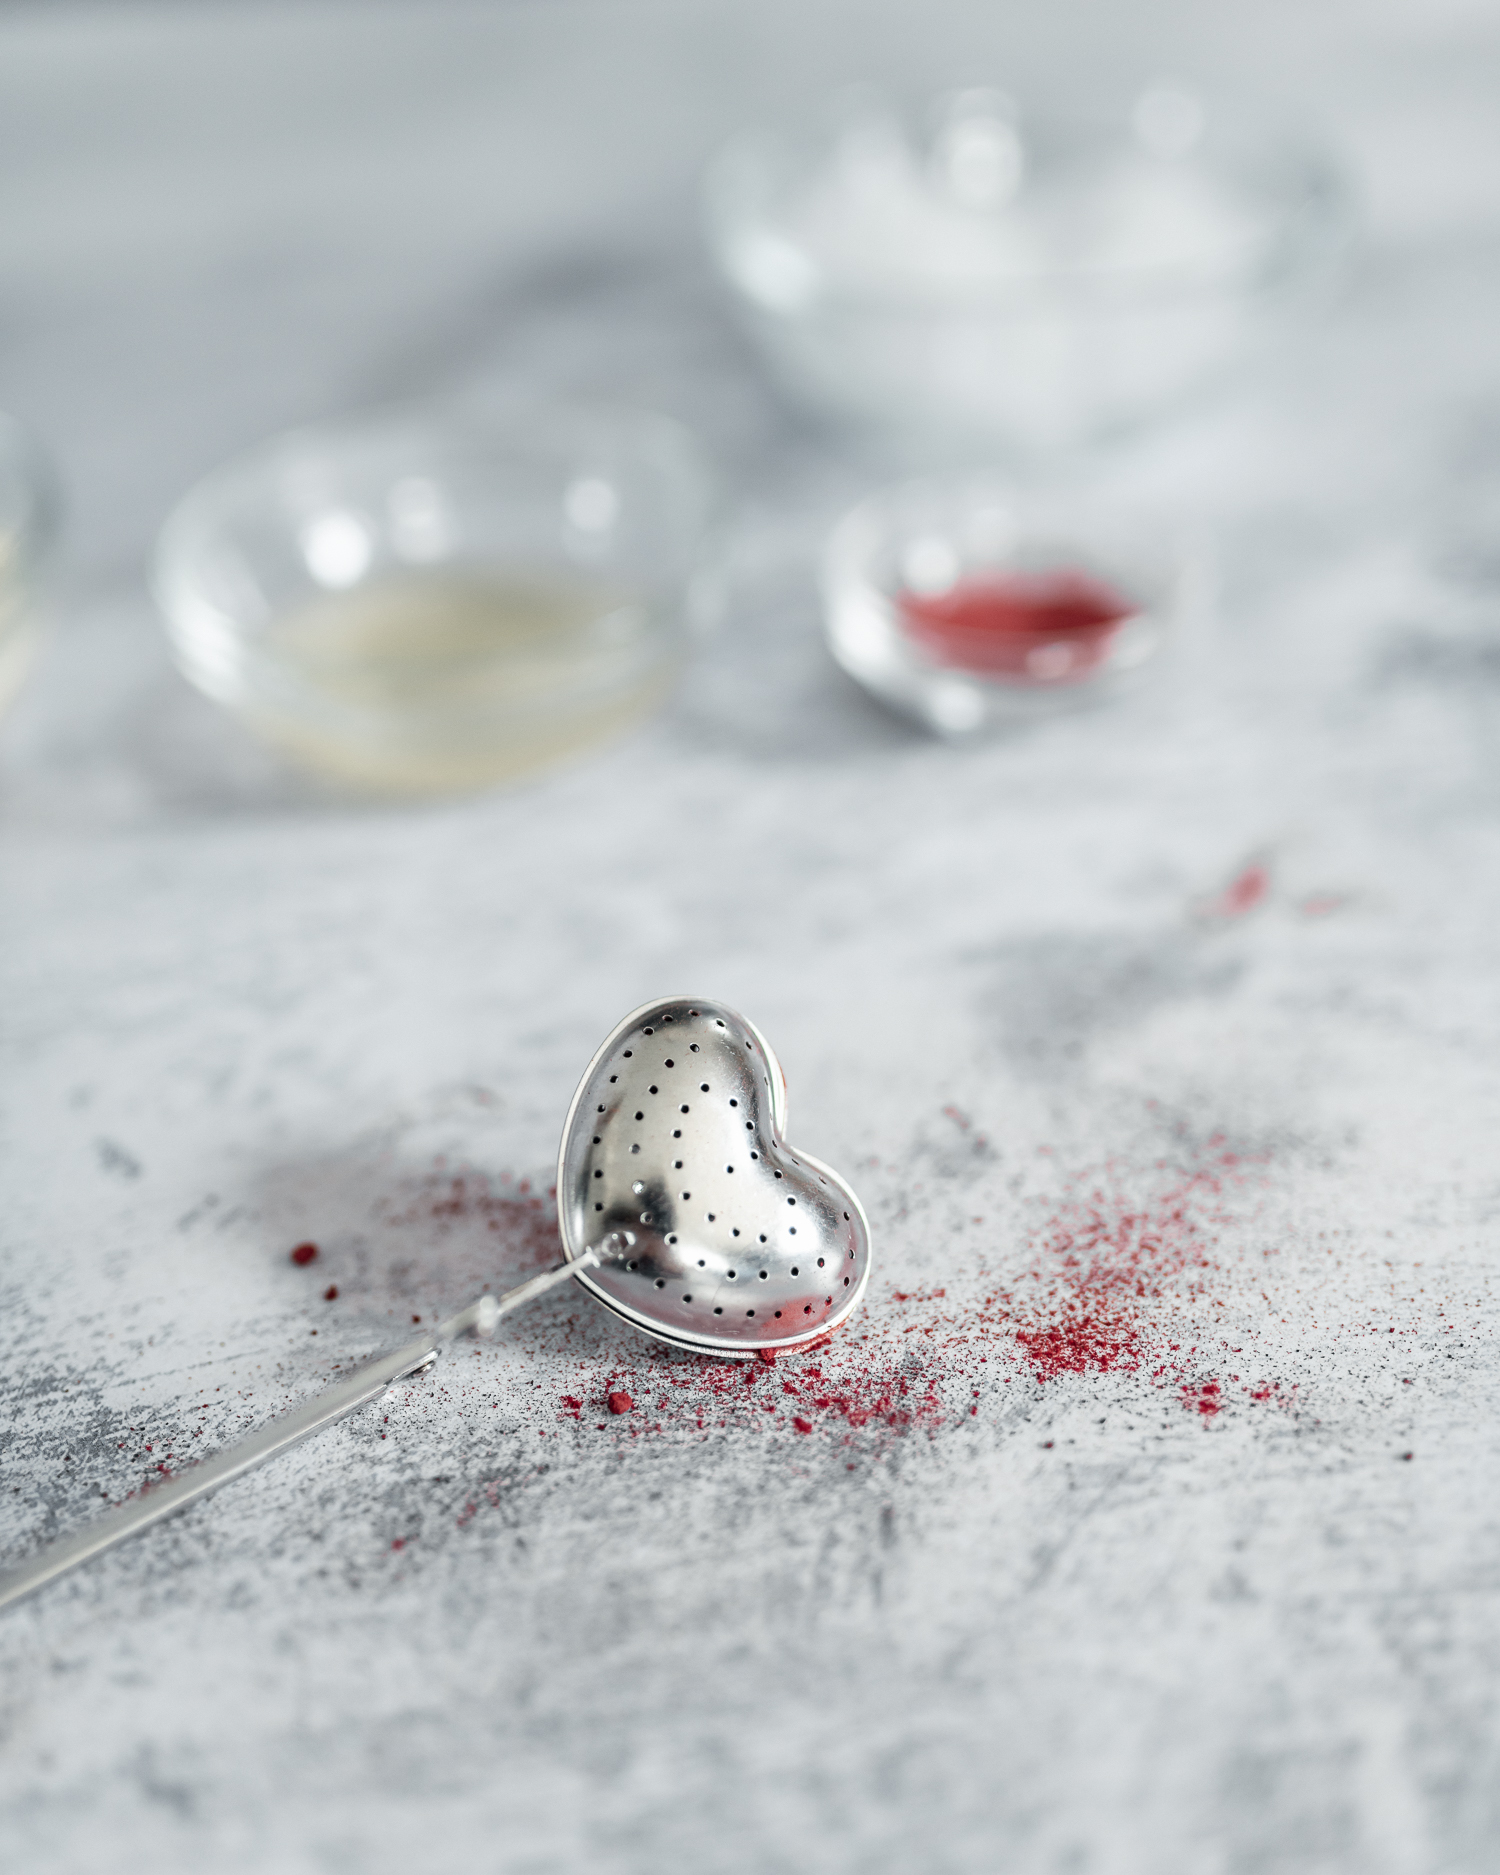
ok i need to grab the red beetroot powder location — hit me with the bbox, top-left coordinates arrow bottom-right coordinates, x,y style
290,1242 -> 318,1267
607,1391 -> 634,1415
898,569 -> 1134,680
323,1284 -> 339,1301
1003,1147 -> 1248,1385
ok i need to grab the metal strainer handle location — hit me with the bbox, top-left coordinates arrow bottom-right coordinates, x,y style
0,1244 -> 615,1616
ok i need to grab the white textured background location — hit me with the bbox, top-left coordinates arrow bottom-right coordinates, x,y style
2,3 -> 1500,1871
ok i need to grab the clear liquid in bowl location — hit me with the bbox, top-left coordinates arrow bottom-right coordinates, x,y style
249,568 -> 675,793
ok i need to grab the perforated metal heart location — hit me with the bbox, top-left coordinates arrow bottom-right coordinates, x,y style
557,997 -> 872,1357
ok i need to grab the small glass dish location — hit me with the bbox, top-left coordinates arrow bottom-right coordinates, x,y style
822,477 -> 1187,734
705,83 -> 1351,451
0,413 -> 58,720
153,402 -> 715,793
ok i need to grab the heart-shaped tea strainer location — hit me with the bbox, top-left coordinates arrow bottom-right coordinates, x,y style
0,997 -> 871,1611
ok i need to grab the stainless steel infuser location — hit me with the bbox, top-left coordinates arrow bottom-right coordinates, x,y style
0,997 -> 872,1613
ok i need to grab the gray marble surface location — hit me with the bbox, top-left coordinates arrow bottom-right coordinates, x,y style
3,3 -> 1500,1870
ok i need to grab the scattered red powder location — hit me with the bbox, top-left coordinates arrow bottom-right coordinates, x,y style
607,1391 -> 634,1415
381,1171 -> 561,1266
793,1417 -> 813,1434
323,1284 -> 339,1301
390,1538 -> 406,1552
290,1242 -> 318,1267
1005,1149 -> 1242,1384
1182,1379 -> 1223,1419
897,569 -> 1134,681
756,1348 -> 778,1366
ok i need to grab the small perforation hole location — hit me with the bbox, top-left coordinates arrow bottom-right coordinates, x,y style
623,1050 -> 632,1058
789,1226 -> 796,1235
597,1105 -> 605,1112
609,1076 -> 617,1084
593,1170 -> 603,1180
655,1278 -> 665,1287
727,1270 -> 736,1279
635,1111 -> 644,1121
681,1105 -> 690,1114
665,1059 -> 674,1068
673,1130 -> 682,1139
667,1235 -> 677,1244
592,1135 -> 601,1144
774,1310 -> 783,1318
759,1269 -> 768,1279
648,1086 -> 658,1095
790,1266 -> 799,1276
690,1043 -> 699,1052
817,1258 -> 825,1267
700,1083 -> 709,1093
595,1203 -> 603,1212
713,1307 -> 723,1316
746,1310 -> 755,1318
759,1234 -> 767,1243
729,1099 -> 738,1108
844,1277 -> 850,1286
643,1027 -> 653,1036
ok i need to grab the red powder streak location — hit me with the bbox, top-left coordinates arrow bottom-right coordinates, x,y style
898,570 -> 1134,680
1205,864 -> 1270,919
289,1242 -> 318,1267
607,1391 -> 634,1415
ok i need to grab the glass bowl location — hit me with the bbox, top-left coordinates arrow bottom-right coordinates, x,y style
822,477 -> 1188,734
0,413 -> 58,719
153,403 -> 716,794
705,83 -> 1351,452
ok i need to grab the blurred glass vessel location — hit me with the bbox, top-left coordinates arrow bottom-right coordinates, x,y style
823,477 -> 1189,734
0,414 -> 57,718
706,84 -> 1351,451
154,403 -> 715,793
